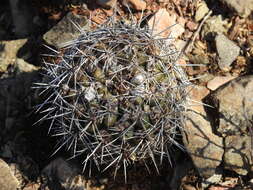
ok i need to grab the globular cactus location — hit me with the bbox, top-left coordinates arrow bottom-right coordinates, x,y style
35,13 -> 190,180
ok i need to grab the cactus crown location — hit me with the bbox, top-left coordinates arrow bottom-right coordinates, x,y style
35,12 -> 190,180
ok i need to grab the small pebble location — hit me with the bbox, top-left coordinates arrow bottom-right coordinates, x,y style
207,76 -> 236,91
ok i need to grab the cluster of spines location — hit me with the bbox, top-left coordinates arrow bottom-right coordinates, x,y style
34,12 -> 191,181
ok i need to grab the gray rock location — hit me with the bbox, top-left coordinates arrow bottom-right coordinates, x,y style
183,85 -> 224,178
0,159 -> 19,190
224,136 -> 252,175
211,75 -> 253,136
43,12 -> 89,48
42,158 -> 86,190
215,33 -> 240,71
219,0 -> 253,18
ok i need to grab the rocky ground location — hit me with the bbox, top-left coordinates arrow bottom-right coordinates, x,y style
0,0 -> 253,189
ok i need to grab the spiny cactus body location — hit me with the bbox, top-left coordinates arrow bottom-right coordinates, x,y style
35,14 -> 190,179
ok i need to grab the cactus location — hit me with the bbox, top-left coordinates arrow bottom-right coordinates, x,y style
35,13 -> 190,181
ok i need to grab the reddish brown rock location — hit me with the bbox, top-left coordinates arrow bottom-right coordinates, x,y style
148,9 -> 184,39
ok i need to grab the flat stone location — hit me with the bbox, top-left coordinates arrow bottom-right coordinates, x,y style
207,75 -> 237,91
0,159 -> 19,190
224,136 -> 253,175
215,33 -> 240,71
210,75 -> 253,136
183,85 -> 224,178
43,12 -> 89,48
